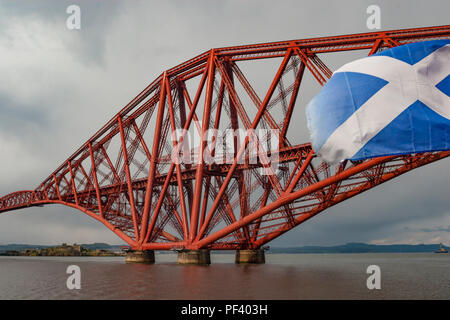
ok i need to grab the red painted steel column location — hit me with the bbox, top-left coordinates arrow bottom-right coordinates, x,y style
189,51 -> 216,244
117,116 -> 140,241
67,160 -> 79,206
140,73 -> 167,243
88,142 -> 104,217
195,49 -> 293,242
280,61 -> 305,146
52,174 -> 62,201
165,76 -> 190,242
195,156 -> 394,248
285,150 -> 314,193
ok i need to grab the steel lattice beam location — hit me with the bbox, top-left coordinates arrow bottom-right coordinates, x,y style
1,25 -> 449,250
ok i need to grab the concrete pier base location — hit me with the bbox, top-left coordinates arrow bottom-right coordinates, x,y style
177,249 -> 211,265
125,250 -> 155,264
235,249 -> 265,264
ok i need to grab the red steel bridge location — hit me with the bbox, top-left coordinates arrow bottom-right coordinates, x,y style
1,26 -> 449,253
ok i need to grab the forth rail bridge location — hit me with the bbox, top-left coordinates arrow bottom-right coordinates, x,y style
1,26 -> 449,264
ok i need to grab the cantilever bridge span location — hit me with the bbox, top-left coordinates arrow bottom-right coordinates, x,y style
1,26 -> 450,254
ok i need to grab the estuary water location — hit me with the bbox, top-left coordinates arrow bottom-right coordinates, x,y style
0,253 -> 448,299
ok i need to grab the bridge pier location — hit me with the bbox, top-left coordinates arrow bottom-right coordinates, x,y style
235,249 -> 265,264
177,249 -> 211,265
125,250 -> 155,264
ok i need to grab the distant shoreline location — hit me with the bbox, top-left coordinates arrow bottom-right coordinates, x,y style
0,243 -> 125,257
0,242 -> 447,255
268,242 -> 449,254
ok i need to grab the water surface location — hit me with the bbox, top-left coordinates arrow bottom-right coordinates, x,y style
0,253 -> 448,299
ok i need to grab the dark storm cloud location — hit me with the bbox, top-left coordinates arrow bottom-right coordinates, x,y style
0,0 -> 123,66
405,226 -> 450,233
0,0 -> 449,245
0,94 -> 48,129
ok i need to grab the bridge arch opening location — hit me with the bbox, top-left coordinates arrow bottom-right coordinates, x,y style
0,204 -> 127,246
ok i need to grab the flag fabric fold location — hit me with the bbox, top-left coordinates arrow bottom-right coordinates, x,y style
306,40 -> 450,163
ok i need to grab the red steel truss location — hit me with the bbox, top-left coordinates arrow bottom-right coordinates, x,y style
1,26 -> 449,250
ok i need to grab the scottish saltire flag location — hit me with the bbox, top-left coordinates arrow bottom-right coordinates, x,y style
306,40 -> 450,163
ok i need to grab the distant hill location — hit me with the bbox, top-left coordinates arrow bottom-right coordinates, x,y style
80,243 -> 115,250
1,242 -> 447,254
0,244 -> 49,253
269,242 -> 449,253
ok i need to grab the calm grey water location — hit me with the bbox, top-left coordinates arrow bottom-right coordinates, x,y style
0,253 -> 448,299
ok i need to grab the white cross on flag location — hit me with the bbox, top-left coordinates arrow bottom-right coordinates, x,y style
306,40 -> 450,163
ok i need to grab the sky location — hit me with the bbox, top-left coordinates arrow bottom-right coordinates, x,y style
0,0 -> 449,246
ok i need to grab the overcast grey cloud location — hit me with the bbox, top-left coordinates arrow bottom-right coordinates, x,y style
0,0 -> 449,246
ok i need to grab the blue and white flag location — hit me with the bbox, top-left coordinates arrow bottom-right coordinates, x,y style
306,40 -> 450,163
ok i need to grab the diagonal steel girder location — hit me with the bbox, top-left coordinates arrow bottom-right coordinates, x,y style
0,25 -> 449,250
